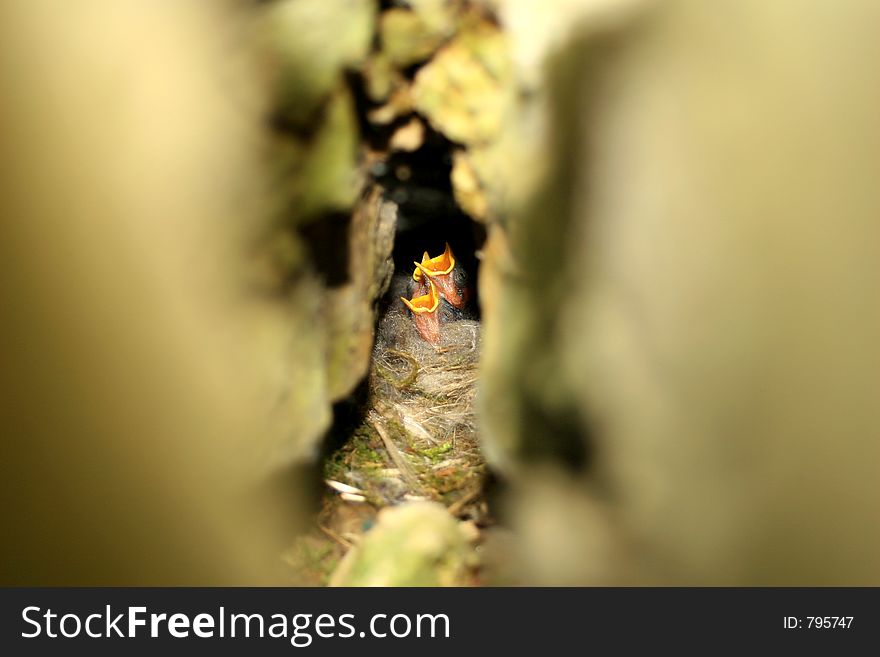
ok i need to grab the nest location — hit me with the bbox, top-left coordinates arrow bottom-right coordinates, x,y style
324,271 -> 485,500
373,302 -> 480,438
289,275 -> 486,585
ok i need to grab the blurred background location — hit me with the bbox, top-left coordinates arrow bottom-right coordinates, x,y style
1,0 -> 878,585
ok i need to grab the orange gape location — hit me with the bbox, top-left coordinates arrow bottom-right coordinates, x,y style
401,278 -> 441,343
412,242 -> 470,309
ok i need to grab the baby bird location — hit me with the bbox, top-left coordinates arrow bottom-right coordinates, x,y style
411,243 -> 471,310
400,278 -> 441,344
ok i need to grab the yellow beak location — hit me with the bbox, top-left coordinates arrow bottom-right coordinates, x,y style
412,243 -> 456,281
400,278 -> 439,314
401,278 -> 442,343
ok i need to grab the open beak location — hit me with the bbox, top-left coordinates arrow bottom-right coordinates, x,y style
401,279 -> 441,343
412,243 -> 455,281
412,243 -> 469,309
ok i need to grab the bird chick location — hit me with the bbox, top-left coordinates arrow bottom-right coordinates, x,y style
400,278 -> 441,344
412,243 -> 471,310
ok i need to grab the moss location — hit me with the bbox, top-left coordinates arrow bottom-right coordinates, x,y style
323,422 -> 386,480
383,417 -> 408,445
355,444 -> 382,462
427,468 -> 472,497
322,454 -> 347,481
416,441 -> 453,462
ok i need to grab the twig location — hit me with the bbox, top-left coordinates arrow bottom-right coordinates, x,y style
368,414 -> 422,493
448,487 -> 481,516
318,524 -> 354,549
